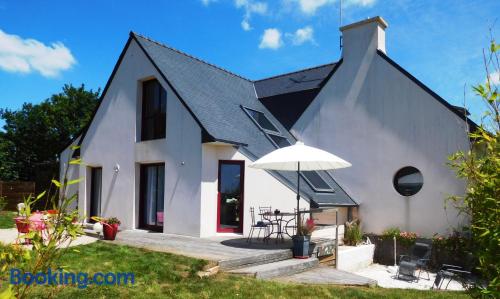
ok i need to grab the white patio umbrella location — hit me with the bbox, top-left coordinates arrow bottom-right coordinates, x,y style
249,141 -> 351,234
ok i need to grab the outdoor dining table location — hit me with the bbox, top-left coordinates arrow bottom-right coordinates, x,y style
259,211 -> 296,242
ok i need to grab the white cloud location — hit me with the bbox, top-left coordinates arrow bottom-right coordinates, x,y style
0,29 -> 76,77
241,19 -> 252,31
234,0 -> 268,31
296,0 -> 334,15
287,26 -> 315,45
344,0 -> 376,7
200,0 -> 217,5
259,28 -> 283,50
293,0 -> 375,15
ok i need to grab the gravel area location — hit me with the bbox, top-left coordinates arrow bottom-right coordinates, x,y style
354,263 -> 464,290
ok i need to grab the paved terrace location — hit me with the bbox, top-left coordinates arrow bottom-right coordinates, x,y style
112,230 -> 292,262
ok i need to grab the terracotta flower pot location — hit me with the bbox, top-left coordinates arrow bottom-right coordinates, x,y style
103,223 -> 119,240
14,217 -> 30,233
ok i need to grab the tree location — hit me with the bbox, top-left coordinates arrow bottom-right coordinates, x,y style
0,84 -> 99,190
448,35 -> 499,298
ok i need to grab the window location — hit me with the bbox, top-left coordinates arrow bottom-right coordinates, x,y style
141,79 -> 166,141
302,171 -> 334,192
243,107 -> 280,134
393,166 -> 423,196
139,164 -> 165,232
268,134 -> 291,148
242,106 -> 334,193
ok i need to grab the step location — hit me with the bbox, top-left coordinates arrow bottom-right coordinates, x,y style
83,228 -> 100,238
219,250 -> 292,271
228,257 -> 319,279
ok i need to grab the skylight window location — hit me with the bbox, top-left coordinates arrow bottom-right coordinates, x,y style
302,171 -> 333,192
241,105 -> 333,193
268,134 -> 291,148
243,107 -> 280,134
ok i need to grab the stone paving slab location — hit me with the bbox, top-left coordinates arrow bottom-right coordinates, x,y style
275,265 -> 377,286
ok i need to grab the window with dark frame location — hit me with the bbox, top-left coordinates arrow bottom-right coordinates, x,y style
393,166 -> 423,196
242,106 -> 334,193
268,134 -> 291,148
141,79 -> 166,141
243,107 -> 280,134
301,171 -> 333,192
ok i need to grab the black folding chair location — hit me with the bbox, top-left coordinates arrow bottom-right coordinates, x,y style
433,264 -> 475,290
399,242 -> 432,281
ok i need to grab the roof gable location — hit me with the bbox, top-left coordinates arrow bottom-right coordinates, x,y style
132,33 -> 357,207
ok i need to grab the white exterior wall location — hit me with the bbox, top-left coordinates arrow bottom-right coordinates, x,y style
75,40 -> 202,236
59,138 -> 80,210
200,144 -> 308,237
292,19 -> 469,236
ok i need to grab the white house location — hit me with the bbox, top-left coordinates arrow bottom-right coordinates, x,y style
60,16 -> 474,238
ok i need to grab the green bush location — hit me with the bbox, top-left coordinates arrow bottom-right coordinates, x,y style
0,196 -> 6,211
382,227 -> 418,247
344,219 -> 363,246
447,37 -> 499,297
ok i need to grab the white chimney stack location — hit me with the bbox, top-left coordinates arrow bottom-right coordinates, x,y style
340,16 -> 388,62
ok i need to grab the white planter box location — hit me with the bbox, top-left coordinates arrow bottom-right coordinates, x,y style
337,244 -> 375,272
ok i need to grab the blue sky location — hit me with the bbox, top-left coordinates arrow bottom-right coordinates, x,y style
0,0 -> 498,127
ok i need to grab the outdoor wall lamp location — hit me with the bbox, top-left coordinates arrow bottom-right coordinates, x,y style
114,164 -> 120,173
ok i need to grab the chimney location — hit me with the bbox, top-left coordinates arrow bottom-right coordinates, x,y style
340,16 -> 388,62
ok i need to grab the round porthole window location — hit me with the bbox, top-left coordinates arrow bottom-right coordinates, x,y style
393,166 -> 423,196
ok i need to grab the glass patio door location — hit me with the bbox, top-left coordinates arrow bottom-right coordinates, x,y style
217,160 -> 244,233
139,164 -> 165,232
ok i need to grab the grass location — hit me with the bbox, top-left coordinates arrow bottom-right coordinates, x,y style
0,210 -> 16,229
3,242 -> 468,299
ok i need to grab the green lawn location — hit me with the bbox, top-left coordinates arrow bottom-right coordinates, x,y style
0,211 -> 16,229
4,242 -> 468,299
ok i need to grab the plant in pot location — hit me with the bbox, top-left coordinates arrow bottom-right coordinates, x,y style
344,219 -> 363,246
292,218 -> 316,258
103,217 -> 121,240
93,216 -> 121,240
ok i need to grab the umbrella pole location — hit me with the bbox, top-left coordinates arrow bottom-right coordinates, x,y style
296,162 -> 300,235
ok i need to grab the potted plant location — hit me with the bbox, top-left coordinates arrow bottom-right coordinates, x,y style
292,218 -> 316,258
344,219 -> 363,246
100,217 -> 121,240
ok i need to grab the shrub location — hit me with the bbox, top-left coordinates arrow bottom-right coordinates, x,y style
106,217 -> 121,225
0,196 -> 6,211
0,146 -> 84,299
381,227 -> 401,240
344,219 -> 363,246
382,227 -> 418,247
447,36 -> 499,297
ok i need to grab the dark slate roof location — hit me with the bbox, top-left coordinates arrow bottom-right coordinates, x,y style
254,63 -> 336,98
132,33 -> 357,207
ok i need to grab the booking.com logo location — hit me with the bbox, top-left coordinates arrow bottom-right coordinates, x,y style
10,268 -> 135,289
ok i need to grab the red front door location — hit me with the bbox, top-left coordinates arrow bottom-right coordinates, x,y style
217,160 -> 244,233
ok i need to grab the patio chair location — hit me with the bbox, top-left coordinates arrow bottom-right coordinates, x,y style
399,242 -> 432,281
432,264 -> 474,290
432,254 -> 477,290
258,206 -> 274,227
247,207 -> 270,243
396,261 -> 419,282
